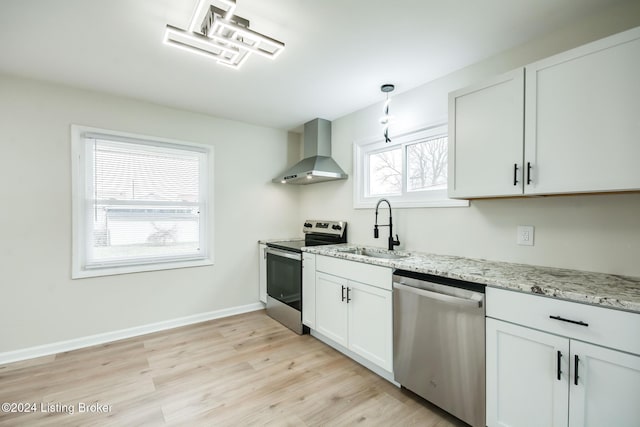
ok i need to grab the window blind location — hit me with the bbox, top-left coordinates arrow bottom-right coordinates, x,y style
83,136 -> 207,269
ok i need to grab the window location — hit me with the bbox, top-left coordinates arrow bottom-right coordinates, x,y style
71,125 -> 212,278
354,124 -> 468,208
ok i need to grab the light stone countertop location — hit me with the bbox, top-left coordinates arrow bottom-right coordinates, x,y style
258,238 -> 303,244
302,244 -> 640,314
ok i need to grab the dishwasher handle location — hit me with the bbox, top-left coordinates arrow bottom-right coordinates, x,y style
393,281 -> 484,308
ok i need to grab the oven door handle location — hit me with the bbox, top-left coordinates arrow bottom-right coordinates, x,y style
266,247 -> 302,261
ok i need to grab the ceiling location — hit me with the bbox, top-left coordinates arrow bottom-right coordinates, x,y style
0,0 -> 625,130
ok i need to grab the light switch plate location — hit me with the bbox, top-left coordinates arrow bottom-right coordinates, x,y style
517,225 -> 535,246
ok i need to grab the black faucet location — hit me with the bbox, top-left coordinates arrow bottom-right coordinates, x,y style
374,198 -> 400,251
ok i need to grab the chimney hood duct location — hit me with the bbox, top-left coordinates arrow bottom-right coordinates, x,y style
273,118 -> 348,185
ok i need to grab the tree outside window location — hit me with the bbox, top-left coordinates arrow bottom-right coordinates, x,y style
354,124 -> 468,208
368,148 -> 402,196
407,136 -> 448,192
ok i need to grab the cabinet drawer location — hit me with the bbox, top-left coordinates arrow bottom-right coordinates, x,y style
316,255 -> 392,291
486,287 -> 640,355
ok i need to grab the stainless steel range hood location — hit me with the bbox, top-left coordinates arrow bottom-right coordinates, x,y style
273,118 -> 348,185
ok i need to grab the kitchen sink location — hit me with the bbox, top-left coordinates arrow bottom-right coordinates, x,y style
337,247 -> 409,260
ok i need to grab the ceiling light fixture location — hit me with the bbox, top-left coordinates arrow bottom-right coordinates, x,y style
380,84 -> 395,143
163,0 -> 284,69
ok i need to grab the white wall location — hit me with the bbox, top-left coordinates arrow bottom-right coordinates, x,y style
299,1 -> 640,277
0,74 -> 299,353
2,1 -> 639,356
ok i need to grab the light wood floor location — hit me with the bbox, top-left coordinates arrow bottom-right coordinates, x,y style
0,310 -> 467,426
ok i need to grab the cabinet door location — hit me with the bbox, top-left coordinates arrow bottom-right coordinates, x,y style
315,272 -> 348,348
347,281 -> 393,372
258,244 -> 267,304
302,253 -> 316,328
569,341 -> 640,427
486,318 -> 569,427
448,68 -> 525,198
524,27 -> 640,195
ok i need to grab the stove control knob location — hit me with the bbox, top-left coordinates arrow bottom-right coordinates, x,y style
304,222 -> 312,228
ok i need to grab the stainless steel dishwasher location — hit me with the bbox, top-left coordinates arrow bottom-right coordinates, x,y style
393,270 -> 485,427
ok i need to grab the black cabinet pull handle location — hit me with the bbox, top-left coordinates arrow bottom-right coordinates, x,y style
574,355 -> 580,386
346,287 -> 351,303
341,285 -> 345,302
513,163 -> 519,186
527,162 -> 532,185
549,315 -> 589,327
557,351 -> 563,381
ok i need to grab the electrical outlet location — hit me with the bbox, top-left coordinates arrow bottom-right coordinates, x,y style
517,225 -> 535,246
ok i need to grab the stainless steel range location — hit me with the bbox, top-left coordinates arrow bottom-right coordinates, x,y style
266,220 -> 347,334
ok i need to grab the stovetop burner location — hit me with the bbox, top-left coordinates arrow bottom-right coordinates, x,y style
266,220 -> 347,253
267,240 -> 306,252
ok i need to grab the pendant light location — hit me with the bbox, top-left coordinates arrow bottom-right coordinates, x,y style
380,84 -> 395,143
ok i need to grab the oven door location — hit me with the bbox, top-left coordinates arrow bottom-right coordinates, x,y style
266,247 -> 302,311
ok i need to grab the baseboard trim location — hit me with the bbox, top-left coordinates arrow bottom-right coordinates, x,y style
0,302 -> 265,365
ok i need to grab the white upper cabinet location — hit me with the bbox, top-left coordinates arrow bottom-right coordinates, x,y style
449,26 -> 640,199
449,69 -> 525,198
524,27 -> 640,195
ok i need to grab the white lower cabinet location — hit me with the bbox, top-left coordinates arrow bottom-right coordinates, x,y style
486,318 -> 569,427
315,272 -> 348,347
314,265 -> 393,373
302,253 -> 316,328
486,287 -> 640,427
258,243 -> 267,304
569,341 -> 640,427
347,280 -> 392,370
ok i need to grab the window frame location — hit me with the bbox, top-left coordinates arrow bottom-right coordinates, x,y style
71,125 -> 213,279
353,123 -> 469,209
